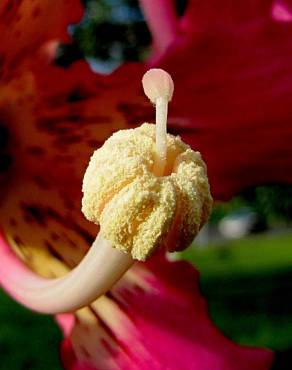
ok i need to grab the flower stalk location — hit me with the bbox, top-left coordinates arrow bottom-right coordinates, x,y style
0,233 -> 133,313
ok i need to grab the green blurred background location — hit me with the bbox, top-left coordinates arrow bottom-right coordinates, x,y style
1,1 -> 292,369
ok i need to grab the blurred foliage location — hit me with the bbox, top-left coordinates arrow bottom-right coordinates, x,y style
246,185 -> 292,223
182,233 -> 292,350
0,291 -> 62,370
75,0 -> 189,61
57,0 -> 188,70
71,0 -> 151,70
211,184 -> 292,226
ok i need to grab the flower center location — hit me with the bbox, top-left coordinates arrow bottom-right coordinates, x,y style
82,123 -> 212,261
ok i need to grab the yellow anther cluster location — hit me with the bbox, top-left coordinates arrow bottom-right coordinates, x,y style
82,123 -> 212,261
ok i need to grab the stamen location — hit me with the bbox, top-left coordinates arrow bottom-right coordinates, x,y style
0,233 -> 133,313
142,69 -> 174,176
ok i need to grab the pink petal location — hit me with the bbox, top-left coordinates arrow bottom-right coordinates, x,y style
59,255 -> 273,370
149,0 -> 292,198
272,1 -> 292,22
0,0 -> 83,75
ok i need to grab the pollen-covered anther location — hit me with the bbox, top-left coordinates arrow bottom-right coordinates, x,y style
82,123 -> 213,261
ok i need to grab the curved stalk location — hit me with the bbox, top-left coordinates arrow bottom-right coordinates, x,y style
0,233 -> 133,313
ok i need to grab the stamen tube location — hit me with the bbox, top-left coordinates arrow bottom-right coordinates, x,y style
0,233 -> 133,313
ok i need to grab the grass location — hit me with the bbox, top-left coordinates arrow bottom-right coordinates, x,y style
0,291 -> 62,370
1,232 -> 292,369
182,232 -> 292,350
182,233 -> 292,278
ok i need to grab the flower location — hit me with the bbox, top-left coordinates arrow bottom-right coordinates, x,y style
1,0 -> 291,368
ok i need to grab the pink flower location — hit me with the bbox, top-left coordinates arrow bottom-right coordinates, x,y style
1,0 -> 291,368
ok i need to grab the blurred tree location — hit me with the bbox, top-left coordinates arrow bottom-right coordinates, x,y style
73,0 -> 151,72
56,0 -> 188,70
241,185 -> 292,225
254,185 -> 292,224
210,184 -> 292,228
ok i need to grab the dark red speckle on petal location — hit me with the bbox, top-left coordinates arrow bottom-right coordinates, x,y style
32,6 -> 41,19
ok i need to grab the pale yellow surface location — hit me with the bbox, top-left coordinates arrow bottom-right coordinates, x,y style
82,123 -> 212,261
